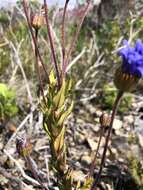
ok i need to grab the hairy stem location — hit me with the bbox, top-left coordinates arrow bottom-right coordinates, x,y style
91,91 -> 123,190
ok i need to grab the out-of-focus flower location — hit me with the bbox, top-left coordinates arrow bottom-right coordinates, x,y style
114,40 -> 143,91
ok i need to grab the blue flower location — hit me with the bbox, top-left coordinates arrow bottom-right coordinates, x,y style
118,39 -> 143,78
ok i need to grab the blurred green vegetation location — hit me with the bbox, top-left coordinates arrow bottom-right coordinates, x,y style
0,3 -> 143,190
1,5 -> 143,81
0,83 -> 18,122
128,133 -> 138,145
128,156 -> 143,190
96,20 -> 121,56
0,44 -> 10,76
100,84 -> 132,113
0,6 -> 139,117
0,11 -> 9,24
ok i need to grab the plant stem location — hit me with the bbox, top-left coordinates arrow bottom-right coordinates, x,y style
61,0 -> 70,66
62,0 -> 91,77
22,0 -> 49,84
91,90 -> 123,190
43,0 -> 61,88
34,29 -> 46,103
89,126 -> 104,177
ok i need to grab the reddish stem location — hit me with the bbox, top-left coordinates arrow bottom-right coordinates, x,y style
62,0 -> 91,77
89,126 -> 104,177
61,0 -> 70,65
23,0 -> 49,93
43,0 -> 61,88
34,29 -> 46,102
91,91 -> 123,190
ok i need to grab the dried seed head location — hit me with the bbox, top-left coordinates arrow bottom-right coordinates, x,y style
114,67 -> 140,92
31,14 -> 44,30
16,137 -> 32,157
99,113 -> 111,127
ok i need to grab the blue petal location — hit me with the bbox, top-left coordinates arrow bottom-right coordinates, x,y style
118,39 -> 143,78
122,40 -> 129,46
135,39 -> 143,55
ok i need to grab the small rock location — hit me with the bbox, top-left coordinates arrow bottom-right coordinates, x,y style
34,137 -> 47,151
124,115 -> 134,124
98,147 -> 110,157
113,119 -> 122,130
81,154 -> 92,166
106,184 -> 113,190
0,174 -> 8,185
95,110 -> 102,117
118,158 -> 124,162
135,118 -> 143,136
86,138 -> 98,151
0,154 -> 7,165
0,142 -> 3,150
85,104 -> 96,115
76,133 -> 86,144
22,185 -> 34,190
113,136 -> 130,153
91,125 -> 99,133
18,158 -> 25,168
111,147 -> 118,155
130,145 -> 141,156
137,133 -> 143,148
72,170 -> 85,182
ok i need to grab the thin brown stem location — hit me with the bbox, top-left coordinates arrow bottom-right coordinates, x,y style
91,91 -> 123,190
34,29 -> 46,102
62,0 -> 91,77
43,0 -> 61,88
89,126 -> 104,177
61,0 -> 70,65
22,0 -> 49,85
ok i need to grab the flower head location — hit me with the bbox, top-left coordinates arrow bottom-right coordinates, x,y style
16,137 -> 32,157
99,113 -> 111,128
114,40 -> 142,92
119,39 -> 143,78
31,14 -> 44,30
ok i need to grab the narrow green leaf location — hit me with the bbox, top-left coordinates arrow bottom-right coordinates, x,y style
57,101 -> 74,126
53,80 -> 66,108
54,126 -> 65,153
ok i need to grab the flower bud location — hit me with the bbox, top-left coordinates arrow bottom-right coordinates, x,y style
99,113 -> 111,127
16,137 -> 32,157
31,14 -> 44,30
114,67 -> 140,92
